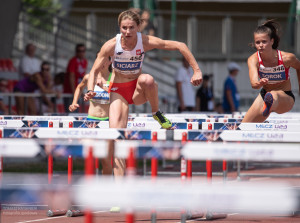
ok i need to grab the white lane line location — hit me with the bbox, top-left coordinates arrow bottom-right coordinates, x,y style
16,210 -> 107,223
17,215 -> 67,223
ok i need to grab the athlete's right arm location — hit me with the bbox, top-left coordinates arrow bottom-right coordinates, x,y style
247,54 -> 268,89
85,39 -> 115,101
69,75 -> 88,112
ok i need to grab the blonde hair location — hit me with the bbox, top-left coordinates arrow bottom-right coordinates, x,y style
118,10 -> 141,27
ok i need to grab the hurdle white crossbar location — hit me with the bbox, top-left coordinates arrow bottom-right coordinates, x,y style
126,121 -> 199,130
0,120 -> 198,129
114,141 -> 300,163
0,139 -> 108,158
0,120 -> 60,128
75,177 -> 299,215
69,121 -> 199,129
5,128 -> 167,140
202,122 -> 300,131
173,130 -> 300,142
181,142 -> 300,162
220,130 -> 300,142
137,113 -> 211,119
217,118 -> 300,124
268,112 -> 300,119
24,116 -> 75,121
0,139 -> 40,157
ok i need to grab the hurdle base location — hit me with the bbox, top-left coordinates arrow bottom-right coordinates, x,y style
47,209 -> 67,217
66,209 -> 84,217
205,211 -> 227,220
186,210 -> 204,219
291,211 -> 300,217
151,211 -> 157,223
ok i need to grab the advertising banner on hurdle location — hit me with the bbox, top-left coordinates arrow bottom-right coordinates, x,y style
115,141 -> 182,159
133,116 -> 215,123
72,120 -> 105,128
220,130 -> 300,142
174,130 -> 223,141
0,116 -> 76,121
43,140 -> 108,158
0,120 -> 59,128
35,128 -> 122,139
202,122 -> 300,131
181,142 -> 300,162
1,128 -> 167,140
71,120 -> 198,129
174,130 -> 300,142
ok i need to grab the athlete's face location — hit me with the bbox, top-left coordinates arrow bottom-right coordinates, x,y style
254,33 -> 274,54
120,19 -> 139,39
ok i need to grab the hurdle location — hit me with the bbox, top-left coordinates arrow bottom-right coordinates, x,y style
74,177 -> 299,217
217,117 -> 300,124
4,113 -> 298,223
0,127 -> 168,140
202,122 -> 300,131
0,119 -> 200,130
181,141 -> 300,179
1,137 -> 299,222
173,129 -> 300,142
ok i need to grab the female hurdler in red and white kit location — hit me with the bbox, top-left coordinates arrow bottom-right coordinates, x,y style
242,20 -> 300,123
84,10 -> 203,129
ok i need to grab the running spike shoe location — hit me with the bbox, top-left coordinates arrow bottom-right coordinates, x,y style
153,111 -> 172,129
262,92 -> 273,117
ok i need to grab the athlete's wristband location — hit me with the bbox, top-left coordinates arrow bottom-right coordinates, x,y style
86,90 -> 94,94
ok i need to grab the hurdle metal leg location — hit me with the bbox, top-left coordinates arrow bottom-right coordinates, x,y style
237,160 -> 242,181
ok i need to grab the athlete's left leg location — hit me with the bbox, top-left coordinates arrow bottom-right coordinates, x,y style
109,92 -> 128,177
133,74 -> 172,129
132,73 -> 159,112
101,140 -> 113,175
267,90 -> 294,114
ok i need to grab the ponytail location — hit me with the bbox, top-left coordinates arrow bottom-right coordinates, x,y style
254,20 -> 280,49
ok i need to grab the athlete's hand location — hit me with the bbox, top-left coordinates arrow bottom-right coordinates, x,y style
190,71 -> 203,86
84,91 -> 96,101
69,104 -> 79,112
259,78 -> 269,86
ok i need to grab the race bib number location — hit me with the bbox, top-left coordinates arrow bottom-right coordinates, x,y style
259,65 -> 286,82
91,86 -> 110,104
114,61 -> 141,71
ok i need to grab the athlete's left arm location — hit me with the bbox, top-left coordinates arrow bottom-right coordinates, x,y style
143,35 -> 202,86
284,52 -> 300,94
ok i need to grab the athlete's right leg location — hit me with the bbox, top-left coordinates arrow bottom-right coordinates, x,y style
27,97 -> 37,115
267,90 -> 294,114
109,92 -> 128,177
109,92 -> 129,129
101,140 -> 113,175
15,96 -> 24,115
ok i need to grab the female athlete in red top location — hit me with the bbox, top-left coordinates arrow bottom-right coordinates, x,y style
242,20 -> 300,123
